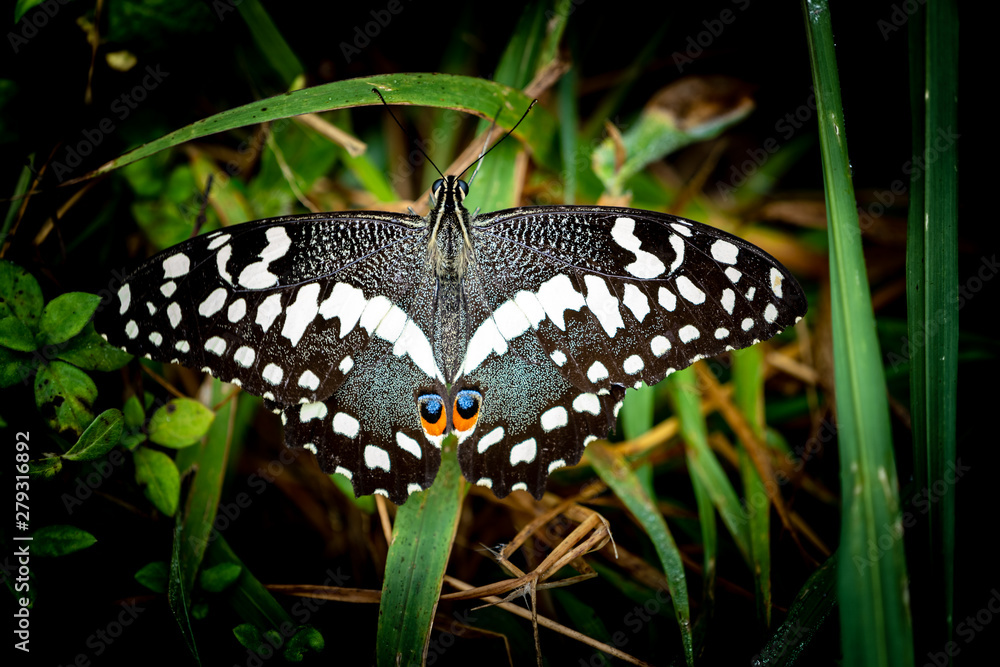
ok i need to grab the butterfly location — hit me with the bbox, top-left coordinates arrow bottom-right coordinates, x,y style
95,122 -> 806,504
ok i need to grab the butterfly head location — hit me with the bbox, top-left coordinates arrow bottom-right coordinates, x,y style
427,176 -> 473,280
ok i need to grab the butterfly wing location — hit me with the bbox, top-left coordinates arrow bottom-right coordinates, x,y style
95,212 -> 451,500
453,206 -> 806,498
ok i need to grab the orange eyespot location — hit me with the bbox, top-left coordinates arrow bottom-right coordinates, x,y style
418,394 -> 447,437
452,389 -> 482,433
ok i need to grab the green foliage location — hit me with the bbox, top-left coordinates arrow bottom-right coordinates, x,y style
32,525 -> 97,557
147,398 -> 215,448
63,409 -> 125,461
135,561 -> 170,594
133,445 -> 180,516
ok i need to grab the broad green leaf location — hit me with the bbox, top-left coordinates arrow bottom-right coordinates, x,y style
0,342 -> 31,387
32,525 -> 97,557
377,441 -> 465,667
134,445 -> 180,516
38,293 -> 101,346
55,323 -> 133,371
70,74 -> 558,186
14,0 -> 46,23
0,260 -> 43,330
27,457 -> 62,479
233,623 -> 264,652
803,2 -> 913,665
199,563 -> 242,593
587,442 -> 693,667
63,409 -> 124,461
148,397 -> 215,448
0,315 -> 35,351
34,360 -> 97,435
135,561 -> 170,593
123,394 -> 145,429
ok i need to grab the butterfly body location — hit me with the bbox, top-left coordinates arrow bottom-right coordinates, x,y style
97,175 -> 806,504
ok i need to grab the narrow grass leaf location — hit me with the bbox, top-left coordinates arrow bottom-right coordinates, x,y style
587,442 -> 693,667
802,2 -> 914,665
376,442 -> 465,667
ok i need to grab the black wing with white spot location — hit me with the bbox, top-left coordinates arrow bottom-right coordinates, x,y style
445,205 -> 806,498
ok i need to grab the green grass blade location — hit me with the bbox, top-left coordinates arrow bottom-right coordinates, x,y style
235,0 -> 304,87
376,443 -> 465,666
666,368 -> 750,564
802,2 -> 914,665
587,442 -> 693,667
67,74 -> 558,187
732,346 -> 772,628
908,0 -> 959,647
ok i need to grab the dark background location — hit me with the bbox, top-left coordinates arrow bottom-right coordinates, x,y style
2,1 -> 985,665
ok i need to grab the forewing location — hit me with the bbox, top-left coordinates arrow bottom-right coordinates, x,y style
95,212 -> 440,405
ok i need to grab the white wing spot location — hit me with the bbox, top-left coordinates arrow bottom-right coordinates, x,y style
509,438 -> 538,465
550,350 -> 567,367
679,324 -> 700,343
511,482 -> 528,492
299,402 -> 327,422
721,288 -> 736,315
548,459 -> 567,474
333,412 -> 360,438
334,466 -> 353,480
237,226 -> 291,289
204,336 -> 227,356
725,267 -> 742,283
199,288 -> 228,318
175,340 -> 190,353
742,317 -> 754,331
148,332 -> 163,346
477,426 -> 504,454
670,223 -> 692,237
676,276 -> 706,304
216,245 -> 233,284
298,370 -> 320,390
622,284 -> 650,323
623,355 -> 644,374
146,302 -> 157,316
587,360 -> 609,383
770,268 -> 784,297
396,432 -> 422,459
125,320 -> 139,339
160,281 -> 177,298
227,298 -> 246,323
536,273 -> 586,330
407,483 -> 423,496
118,284 -> 131,315
668,234 -> 685,273
281,283 -> 321,346
650,335 -> 671,357
584,275 -> 624,337
207,234 -> 230,250
364,445 -> 391,472
764,303 -> 779,323
572,393 -> 601,415
715,328 -> 730,339
262,363 -> 283,385
658,286 -> 677,312
541,406 -> 569,432
256,294 -> 283,333
339,356 -> 354,374
234,346 -> 256,368
162,254 -> 190,279
475,478 -> 493,489
610,217 -> 666,278
318,282 -> 367,338
711,239 -> 739,265
746,286 -> 756,301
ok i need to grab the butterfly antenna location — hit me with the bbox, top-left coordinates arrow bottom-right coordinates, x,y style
372,88 -> 444,179
457,99 -> 538,182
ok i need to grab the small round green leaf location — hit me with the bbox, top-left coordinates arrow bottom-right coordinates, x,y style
0,316 -> 36,351
34,360 -> 97,436
199,563 -> 242,593
123,394 -> 145,429
0,260 -> 43,330
285,627 -> 324,662
32,525 -> 97,557
148,398 -> 214,448
63,409 -> 124,462
135,561 -> 169,593
133,446 -> 180,516
39,293 -> 102,346
233,623 -> 264,652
